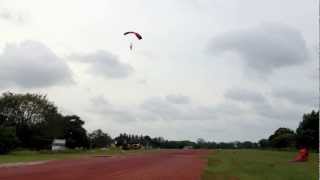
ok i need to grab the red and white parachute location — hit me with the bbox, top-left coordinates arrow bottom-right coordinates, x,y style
123,31 -> 142,50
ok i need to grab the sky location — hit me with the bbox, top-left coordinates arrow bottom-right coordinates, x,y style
0,0 -> 318,142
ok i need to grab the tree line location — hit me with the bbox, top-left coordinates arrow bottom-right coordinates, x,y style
193,111 -> 319,150
258,110 -> 318,150
114,134 -> 195,149
0,92 -> 318,154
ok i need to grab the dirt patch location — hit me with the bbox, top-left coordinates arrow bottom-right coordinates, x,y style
0,161 -> 49,168
0,150 -> 209,180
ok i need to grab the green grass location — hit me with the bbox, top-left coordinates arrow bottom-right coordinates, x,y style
202,149 -> 319,180
0,148 -> 151,164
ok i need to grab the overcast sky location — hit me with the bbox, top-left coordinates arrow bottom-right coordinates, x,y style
0,0 -> 317,142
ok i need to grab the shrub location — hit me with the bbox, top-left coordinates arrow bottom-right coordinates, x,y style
0,127 -> 18,154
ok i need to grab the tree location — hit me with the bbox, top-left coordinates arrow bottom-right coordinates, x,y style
89,129 -> 113,148
0,92 -> 60,149
114,133 -> 127,147
63,115 -> 89,149
0,92 -> 58,126
196,138 -> 211,149
296,110 -> 319,149
197,138 -> 206,144
143,135 -> 152,148
268,128 -> 296,148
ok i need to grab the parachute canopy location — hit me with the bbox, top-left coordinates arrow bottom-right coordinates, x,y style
292,148 -> 309,162
123,31 -> 142,40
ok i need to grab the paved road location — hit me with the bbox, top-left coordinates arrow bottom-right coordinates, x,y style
0,150 -> 209,180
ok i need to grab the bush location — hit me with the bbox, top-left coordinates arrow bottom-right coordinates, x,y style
0,127 -> 18,154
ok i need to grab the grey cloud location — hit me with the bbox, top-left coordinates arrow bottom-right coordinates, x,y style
89,94 -> 305,141
272,88 -> 317,107
208,23 -> 308,74
225,88 -> 266,104
165,94 -> 190,104
91,95 -> 112,108
141,97 -> 181,121
89,93 -> 256,123
213,102 -> 249,117
88,91 -> 306,140
253,101 -> 303,123
123,96 -> 224,121
0,40 -> 74,88
0,9 -> 25,23
139,95 -> 303,140
90,96 -> 137,122
71,50 -> 133,79
225,89 -> 309,123
224,88 -> 305,123
89,95 -> 218,122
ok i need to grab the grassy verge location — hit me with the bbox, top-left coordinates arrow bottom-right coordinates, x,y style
202,149 -> 318,180
0,148 -> 153,164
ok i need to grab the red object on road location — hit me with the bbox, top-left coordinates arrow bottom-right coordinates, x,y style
293,148 -> 309,162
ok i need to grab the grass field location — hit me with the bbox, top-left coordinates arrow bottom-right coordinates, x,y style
0,148 -> 149,165
202,149 -> 319,180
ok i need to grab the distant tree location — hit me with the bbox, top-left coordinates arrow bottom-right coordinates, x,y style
63,115 -> 89,149
197,138 -> 206,144
296,110 -> 319,149
114,133 -> 199,150
114,133 -> 127,147
161,140 -> 195,149
269,128 -> 296,148
151,137 -> 165,148
207,141 -> 217,149
239,141 -> 256,149
134,135 -> 139,143
217,142 -> 235,149
258,139 -> 270,148
142,135 -> 152,148
195,138 -> 206,149
89,129 -> 113,148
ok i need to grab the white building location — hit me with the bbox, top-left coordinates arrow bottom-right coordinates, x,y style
52,139 -> 66,151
